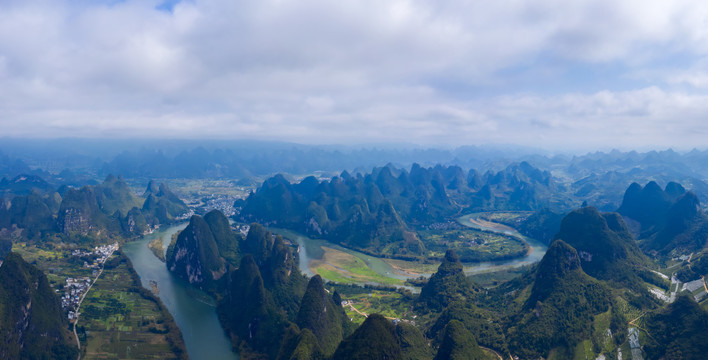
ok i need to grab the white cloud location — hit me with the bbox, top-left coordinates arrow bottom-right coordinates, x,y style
0,0 -> 708,150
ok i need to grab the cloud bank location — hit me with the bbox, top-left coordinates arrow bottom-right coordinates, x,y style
1,0 -> 708,150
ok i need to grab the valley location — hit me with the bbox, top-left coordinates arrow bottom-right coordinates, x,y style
3,148 -> 708,359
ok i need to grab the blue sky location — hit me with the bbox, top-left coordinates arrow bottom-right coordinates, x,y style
1,0 -> 708,151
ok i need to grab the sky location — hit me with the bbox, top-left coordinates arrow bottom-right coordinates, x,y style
1,0 -> 708,151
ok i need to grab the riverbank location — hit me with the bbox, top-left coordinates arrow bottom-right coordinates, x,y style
123,223 -> 237,360
271,212 -> 547,288
76,252 -> 187,359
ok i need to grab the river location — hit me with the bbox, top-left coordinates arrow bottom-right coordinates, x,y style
457,213 -> 547,275
120,214 -> 544,359
123,224 -> 238,360
277,212 -> 548,285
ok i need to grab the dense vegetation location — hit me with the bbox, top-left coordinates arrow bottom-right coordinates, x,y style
644,295 -> 708,359
239,163 -> 557,259
0,252 -> 78,359
1,174 -> 188,246
166,214 -> 226,290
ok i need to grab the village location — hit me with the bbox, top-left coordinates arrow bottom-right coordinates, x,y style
62,242 -> 119,320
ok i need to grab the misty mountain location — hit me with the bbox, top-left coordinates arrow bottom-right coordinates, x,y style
617,181 -> 708,253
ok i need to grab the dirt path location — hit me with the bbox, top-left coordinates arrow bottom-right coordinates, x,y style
628,313 -> 644,326
479,345 -> 504,360
73,247 -> 117,360
344,301 -> 397,321
346,303 -> 369,317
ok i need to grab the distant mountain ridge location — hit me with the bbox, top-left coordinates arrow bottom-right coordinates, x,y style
617,181 -> 708,253
240,162 -> 559,256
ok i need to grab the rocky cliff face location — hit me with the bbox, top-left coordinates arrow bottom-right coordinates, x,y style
57,186 -> 104,235
167,215 -> 225,288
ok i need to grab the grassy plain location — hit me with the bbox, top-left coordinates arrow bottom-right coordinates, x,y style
311,247 -> 404,286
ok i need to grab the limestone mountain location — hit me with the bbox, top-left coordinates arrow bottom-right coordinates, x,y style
57,185 -> 115,236
508,240 -> 611,358
0,252 -> 78,360
95,174 -> 143,216
239,162 -> 557,256
644,295 -> 708,360
246,224 -> 307,323
167,215 -> 226,289
0,174 -> 54,196
203,209 -> 241,266
552,207 -> 648,286
417,250 -> 476,312
617,182 -> 708,253
218,223 -> 307,359
433,319 -> 490,360
293,275 -> 344,356
646,191 -> 708,252
516,207 -> 564,245
120,206 -> 149,235
331,314 -> 430,360
428,303 -> 506,355
277,326 -> 323,360
220,254 -> 286,358
0,191 -> 58,239
142,181 -> 189,225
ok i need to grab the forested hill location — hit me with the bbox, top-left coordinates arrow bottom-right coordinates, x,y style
0,174 -> 188,244
0,252 -> 78,359
238,162 -> 558,254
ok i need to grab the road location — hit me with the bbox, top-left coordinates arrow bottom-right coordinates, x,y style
72,247 -> 117,360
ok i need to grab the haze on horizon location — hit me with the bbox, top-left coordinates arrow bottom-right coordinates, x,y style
2,0 -> 708,151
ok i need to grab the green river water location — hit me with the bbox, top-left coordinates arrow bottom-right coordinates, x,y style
123,223 -> 238,360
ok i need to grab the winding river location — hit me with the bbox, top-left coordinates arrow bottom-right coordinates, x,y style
278,212 -> 548,284
120,213 -> 544,359
123,224 -> 238,360
457,213 -> 548,275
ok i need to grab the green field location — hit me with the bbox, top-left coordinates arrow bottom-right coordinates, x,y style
332,285 -> 416,326
478,211 -> 533,226
311,247 -> 404,286
11,242 -> 186,359
78,254 -> 186,359
12,242 -> 95,288
419,228 -> 529,262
